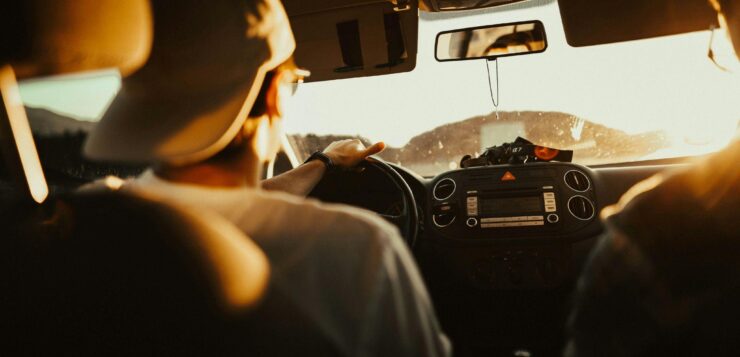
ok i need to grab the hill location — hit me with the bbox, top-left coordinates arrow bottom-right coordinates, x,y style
289,111 -> 668,175
25,107 -> 95,136
19,107 -> 669,177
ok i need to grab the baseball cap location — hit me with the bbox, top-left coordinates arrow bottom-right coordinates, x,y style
84,0 -> 296,165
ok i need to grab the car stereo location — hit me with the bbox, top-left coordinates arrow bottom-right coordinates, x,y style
466,185 -> 559,229
430,163 -> 597,239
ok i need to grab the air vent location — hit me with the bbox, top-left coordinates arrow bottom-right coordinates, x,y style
564,170 -> 591,192
433,178 -> 456,201
567,196 -> 595,221
433,213 -> 456,228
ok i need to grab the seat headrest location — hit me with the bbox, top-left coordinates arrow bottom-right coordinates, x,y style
0,0 -> 152,79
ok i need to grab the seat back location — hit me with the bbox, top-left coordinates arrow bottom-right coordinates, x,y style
0,190 -> 268,355
0,189 -> 343,356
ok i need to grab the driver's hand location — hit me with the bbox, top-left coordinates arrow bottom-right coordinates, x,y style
322,139 -> 386,168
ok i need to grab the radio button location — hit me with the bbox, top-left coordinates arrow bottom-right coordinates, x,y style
547,214 -> 560,224
543,192 -> 555,199
481,223 -> 505,228
545,205 -> 557,213
544,198 -> 556,205
521,221 -> 545,226
467,197 -> 478,203
466,218 -> 478,227
481,217 -> 507,223
527,215 -> 544,221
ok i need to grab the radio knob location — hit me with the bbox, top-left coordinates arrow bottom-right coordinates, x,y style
547,214 -> 560,224
466,217 -> 478,227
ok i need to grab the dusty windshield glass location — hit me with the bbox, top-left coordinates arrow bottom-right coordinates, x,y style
284,2 -> 739,176
17,2 -> 739,179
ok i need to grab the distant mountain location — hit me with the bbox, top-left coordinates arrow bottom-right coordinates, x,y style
383,111 -> 667,167
25,107 -> 95,136
289,111 -> 669,175
20,107 -> 669,176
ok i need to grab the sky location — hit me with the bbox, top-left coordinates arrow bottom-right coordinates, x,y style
18,1 -> 740,151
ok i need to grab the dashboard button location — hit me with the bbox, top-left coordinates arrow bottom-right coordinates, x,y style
527,215 -> 544,221
545,205 -> 556,212
547,214 -> 560,224
543,192 -> 555,199
481,223 -> 505,228
466,218 -> 478,227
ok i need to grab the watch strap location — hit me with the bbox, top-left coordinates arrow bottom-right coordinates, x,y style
304,151 -> 334,171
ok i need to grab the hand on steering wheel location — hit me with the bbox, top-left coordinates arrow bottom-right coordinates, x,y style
322,139 -> 386,169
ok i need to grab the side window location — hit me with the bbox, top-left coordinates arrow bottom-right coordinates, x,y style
18,71 -> 144,187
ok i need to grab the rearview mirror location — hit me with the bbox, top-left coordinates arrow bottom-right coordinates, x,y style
435,21 -> 547,61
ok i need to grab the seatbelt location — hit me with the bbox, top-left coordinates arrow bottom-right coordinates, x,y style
0,64 -> 49,204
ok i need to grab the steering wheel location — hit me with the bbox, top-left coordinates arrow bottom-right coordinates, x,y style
364,157 -> 419,246
309,156 -> 419,247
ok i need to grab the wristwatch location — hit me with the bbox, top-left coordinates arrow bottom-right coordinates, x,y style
304,151 -> 335,171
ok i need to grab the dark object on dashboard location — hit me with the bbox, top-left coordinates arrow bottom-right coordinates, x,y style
460,137 -> 573,168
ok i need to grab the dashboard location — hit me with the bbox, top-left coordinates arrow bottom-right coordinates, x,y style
308,157 -> 682,356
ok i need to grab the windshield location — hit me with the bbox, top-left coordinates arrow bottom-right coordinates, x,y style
18,2 -> 739,178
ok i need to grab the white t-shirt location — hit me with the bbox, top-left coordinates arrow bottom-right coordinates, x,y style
123,170 -> 451,357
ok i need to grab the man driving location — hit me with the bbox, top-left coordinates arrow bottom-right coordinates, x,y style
565,0 -> 740,355
82,0 -> 450,356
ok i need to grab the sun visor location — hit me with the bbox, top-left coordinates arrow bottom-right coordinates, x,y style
558,0 -> 718,47
283,0 -> 418,82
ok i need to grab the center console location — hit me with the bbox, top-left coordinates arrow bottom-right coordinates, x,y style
425,162 -> 601,290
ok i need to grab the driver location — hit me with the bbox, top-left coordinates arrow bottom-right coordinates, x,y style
565,0 -> 740,355
82,0 -> 450,356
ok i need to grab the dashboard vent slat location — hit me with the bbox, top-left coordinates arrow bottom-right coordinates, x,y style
564,170 -> 591,192
433,178 -> 456,201
567,196 -> 595,221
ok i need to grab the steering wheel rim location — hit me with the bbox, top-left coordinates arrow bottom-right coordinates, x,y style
361,156 -> 419,247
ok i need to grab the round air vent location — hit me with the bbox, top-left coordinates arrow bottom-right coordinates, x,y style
433,178 -> 456,201
564,170 -> 591,192
567,195 -> 596,221
433,213 -> 456,228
